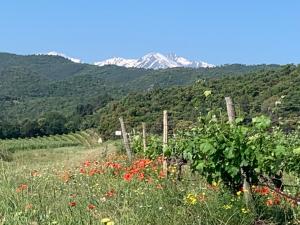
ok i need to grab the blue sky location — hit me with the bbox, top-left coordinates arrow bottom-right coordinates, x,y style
0,0 -> 299,65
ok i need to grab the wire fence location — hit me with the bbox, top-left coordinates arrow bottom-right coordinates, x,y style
121,101 -> 300,140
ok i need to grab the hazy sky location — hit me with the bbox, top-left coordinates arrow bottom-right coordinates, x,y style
1,0 -> 299,65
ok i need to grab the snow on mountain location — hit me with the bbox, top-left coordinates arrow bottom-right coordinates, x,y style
94,52 -> 214,69
46,51 -> 82,63
136,53 -> 179,69
166,53 -> 215,68
94,57 -> 137,67
38,51 -> 214,69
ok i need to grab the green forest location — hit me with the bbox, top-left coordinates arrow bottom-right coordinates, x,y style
95,64 -> 300,139
0,52 -> 298,140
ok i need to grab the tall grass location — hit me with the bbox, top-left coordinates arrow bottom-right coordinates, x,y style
0,146 -> 257,225
0,143 -> 298,224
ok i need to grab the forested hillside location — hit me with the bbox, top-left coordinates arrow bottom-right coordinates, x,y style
95,65 -> 300,139
0,52 -> 281,139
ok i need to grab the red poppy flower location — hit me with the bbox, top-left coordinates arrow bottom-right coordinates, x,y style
88,204 -> 96,210
84,160 -> 91,167
156,184 -> 163,189
254,186 -> 270,196
16,184 -> 28,193
138,173 -> 145,180
123,173 -> 133,181
80,168 -> 86,174
158,170 -> 165,178
89,169 -> 98,176
69,202 -> 76,207
266,199 -> 273,206
105,189 -> 116,197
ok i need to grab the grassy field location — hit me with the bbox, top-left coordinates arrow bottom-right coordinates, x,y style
0,144 -> 252,225
0,141 -> 297,225
0,130 -> 101,152
0,130 -> 101,162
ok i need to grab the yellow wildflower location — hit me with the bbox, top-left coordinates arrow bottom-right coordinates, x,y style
101,218 -> 112,224
241,208 -> 250,214
169,166 -> 177,174
185,193 -> 197,205
223,204 -> 232,210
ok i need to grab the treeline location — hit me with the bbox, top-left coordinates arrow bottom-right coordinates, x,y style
0,104 -> 99,139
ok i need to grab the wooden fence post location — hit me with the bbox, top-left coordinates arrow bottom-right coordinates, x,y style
225,97 -> 236,123
142,122 -> 146,154
119,117 -> 133,162
163,110 -> 168,176
225,97 -> 253,207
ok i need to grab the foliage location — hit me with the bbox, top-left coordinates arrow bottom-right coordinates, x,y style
172,114 -> 290,191
283,130 -> 300,175
96,65 -> 300,139
131,134 -> 163,159
132,111 -> 300,194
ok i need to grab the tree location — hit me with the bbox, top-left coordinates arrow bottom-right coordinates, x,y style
39,112 -> 67,135
20,119 -> 40,137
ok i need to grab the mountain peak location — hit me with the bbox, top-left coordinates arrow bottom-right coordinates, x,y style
94,53 -> 214,69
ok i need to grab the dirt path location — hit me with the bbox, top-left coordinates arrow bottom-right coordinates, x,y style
1,142 -> 119,177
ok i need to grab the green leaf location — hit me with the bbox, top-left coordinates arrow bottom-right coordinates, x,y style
200,141 -> 215,154
227,166 -> 240,177
240,160 -> 249,167
196,162 -> 204,172
252,115 -> 271,129
235,117 -> 244,124
224,147 -> 235,159
274,145 -> 285,156
293,147 -> 300,154
203,90 -> 212,97
183,151 -> 193,161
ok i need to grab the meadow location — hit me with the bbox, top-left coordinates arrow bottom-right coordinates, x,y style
0,140 -> 298,225
0,146 -> 249,225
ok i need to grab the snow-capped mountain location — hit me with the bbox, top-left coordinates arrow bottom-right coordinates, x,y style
38,51 -> 214,69
94,52 -> 214,69
46,51 -> 82,63
95,57 -> 137,67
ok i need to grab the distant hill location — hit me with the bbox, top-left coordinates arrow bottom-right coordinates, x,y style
0,52 -> 281,139
0,53 -> 87,80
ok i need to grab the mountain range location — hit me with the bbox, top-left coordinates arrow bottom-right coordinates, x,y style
40,51 -> 214,69
94,52 -> 215,69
